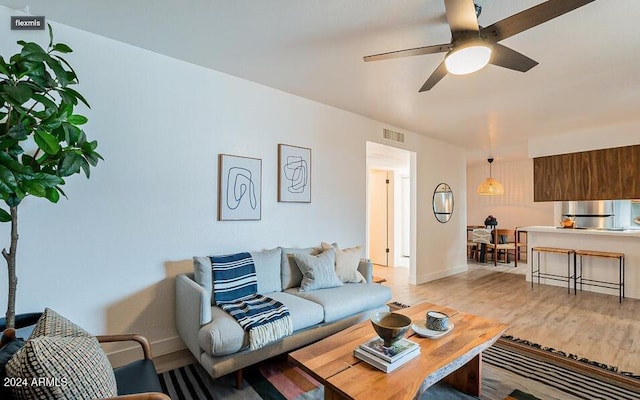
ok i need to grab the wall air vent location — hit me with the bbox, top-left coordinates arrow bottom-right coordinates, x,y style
383,128 -> 405,143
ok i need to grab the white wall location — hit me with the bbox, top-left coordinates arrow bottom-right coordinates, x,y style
0,7 -> 467,356
467,159 -> 554,229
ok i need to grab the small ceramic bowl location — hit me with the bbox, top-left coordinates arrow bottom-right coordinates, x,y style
370,312 -> 412,347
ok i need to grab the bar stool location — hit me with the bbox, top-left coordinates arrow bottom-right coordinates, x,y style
531,247 -> 576,294
575,250 -> 625,303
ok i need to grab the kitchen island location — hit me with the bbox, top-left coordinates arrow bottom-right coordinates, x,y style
519,226 -> 640,299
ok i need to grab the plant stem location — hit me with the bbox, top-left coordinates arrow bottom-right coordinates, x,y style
2,206 -> 18,329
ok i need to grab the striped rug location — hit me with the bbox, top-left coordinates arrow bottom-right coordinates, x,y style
159,342 -> 639,400
159,354 -> 323,400
483,341 -> 640,400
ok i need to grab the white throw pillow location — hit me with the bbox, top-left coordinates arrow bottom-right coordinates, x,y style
293,247 -> 343,291
321,242 -> 365,283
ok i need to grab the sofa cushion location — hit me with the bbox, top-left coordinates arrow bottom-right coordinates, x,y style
279,246 -> 320,289
6,335 -> 118,400
251,248 -> 282,294
266,292 -> 324,331
286,283 -> 392,323
198,293 -> 324,357
321,242 -> 366,283
293,247 -> 343,291
29,307 -> 90,339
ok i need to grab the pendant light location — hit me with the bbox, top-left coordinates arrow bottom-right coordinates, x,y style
477,158 -> 504,196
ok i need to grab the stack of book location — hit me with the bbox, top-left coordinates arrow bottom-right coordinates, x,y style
353,337 -> 420,373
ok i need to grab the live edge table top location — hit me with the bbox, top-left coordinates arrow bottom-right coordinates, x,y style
289,301 -> 510,400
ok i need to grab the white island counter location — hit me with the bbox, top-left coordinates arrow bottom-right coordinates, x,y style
519,226 -> 640,299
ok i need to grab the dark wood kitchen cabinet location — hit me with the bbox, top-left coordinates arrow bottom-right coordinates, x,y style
533,144 -> 640,201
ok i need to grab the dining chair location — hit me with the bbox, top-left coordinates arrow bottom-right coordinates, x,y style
472,228 -> 493,263
490,229 -> 527,267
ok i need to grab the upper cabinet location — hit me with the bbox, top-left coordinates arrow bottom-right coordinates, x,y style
533,144 -> 640,202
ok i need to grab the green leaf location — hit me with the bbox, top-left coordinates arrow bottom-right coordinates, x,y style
45,57 -> 69,87
52,43 -> 73,54
20,42 -> 50,62
58,103 -> 73,118
34,130 -> 61,155
79,157 -> 90,178
61,87 -> 90,108
21,60 -> 46,78
0,208 -> 11,222
0,56 -> 10,76
6,194 -> 21,207
21,154 -> 38,169
53,56 -> 79,85
22,180 -> 46,197
32,93 -> 58,111
67,114 -> 88,125
45,187 -> 60,203
3,84 -> 33,104
62,123 -> 81,144
31,172 -> 64,188
8,124 -> 28,140
40,116 -> 63,131
48,24 -> 54,49
0,165 -> 18,190
59,152 -> 81,176
0,152 -> 32,175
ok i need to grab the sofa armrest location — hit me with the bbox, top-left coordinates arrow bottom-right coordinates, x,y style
358,258 -> 373,283
176,273 -> 211,358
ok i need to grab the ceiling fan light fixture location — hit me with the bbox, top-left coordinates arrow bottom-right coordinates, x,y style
477,158 -> 504,196
445,43 -> 492,75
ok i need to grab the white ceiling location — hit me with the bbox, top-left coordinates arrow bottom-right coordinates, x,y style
3,0 -> 639,162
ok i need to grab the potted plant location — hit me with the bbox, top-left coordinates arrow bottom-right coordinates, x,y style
0,25 -> 102,329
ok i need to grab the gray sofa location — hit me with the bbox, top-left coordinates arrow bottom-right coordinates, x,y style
176,245 -> 392,380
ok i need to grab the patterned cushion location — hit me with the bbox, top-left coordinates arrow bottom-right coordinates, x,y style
321,242 -> 366,283
293,247 -> 343,291
6,335 -> 117,399
29,308 -> 90,339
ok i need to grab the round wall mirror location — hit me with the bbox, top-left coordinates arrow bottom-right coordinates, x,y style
433,183 -> 454,223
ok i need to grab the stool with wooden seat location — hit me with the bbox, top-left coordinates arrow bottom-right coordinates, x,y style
575,250 -> 625,303
531,247 -> 576,294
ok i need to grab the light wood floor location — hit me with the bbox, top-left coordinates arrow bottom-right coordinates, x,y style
374,262 -> 640,374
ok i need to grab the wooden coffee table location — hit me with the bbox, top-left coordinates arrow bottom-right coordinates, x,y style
289,301 -> 509,399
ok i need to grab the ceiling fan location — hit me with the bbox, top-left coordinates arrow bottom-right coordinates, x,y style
363,0 -> 596,91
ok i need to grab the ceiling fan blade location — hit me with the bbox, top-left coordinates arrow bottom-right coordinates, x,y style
481,0 -> 595,42
363,43 -> 451,62
445,0 -> 480,40
489,43 -> 538,72
419,61 -> 448,92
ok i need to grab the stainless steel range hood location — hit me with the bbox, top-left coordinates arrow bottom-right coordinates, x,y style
561,200 -> 615,229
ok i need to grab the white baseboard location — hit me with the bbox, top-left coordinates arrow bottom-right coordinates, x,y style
105,335 -> 186,368
413,264 -> 468,285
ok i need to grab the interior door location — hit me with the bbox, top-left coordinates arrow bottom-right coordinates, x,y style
368,169 -> 392,266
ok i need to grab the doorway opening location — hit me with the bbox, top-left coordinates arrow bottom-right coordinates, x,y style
366,142 -> 414,269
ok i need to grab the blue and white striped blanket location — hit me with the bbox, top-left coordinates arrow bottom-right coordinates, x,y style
211,252 -> 292,350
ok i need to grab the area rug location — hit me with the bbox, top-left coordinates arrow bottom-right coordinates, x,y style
159,340 -> 639,400
483,339 -> 639,400
159,354 -> 323,400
